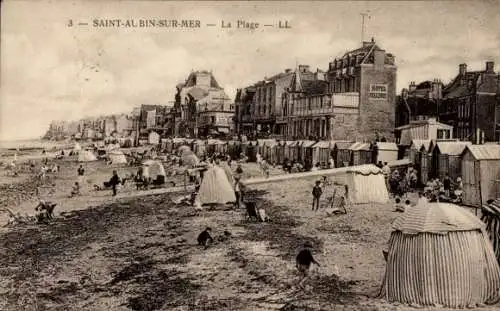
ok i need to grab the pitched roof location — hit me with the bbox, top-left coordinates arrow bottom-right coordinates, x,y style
349,142 -> 371,151
183,71 -> 221,89
333,141 -> 354,149
410,139 -> 432,151
463,144 -> 500,160
395,119 -> 453,130
433,141 -> 471,156
392,202 -> 484,235
376,142 -> 398,151
188,87 -> 208,101
301,80 -> 329,95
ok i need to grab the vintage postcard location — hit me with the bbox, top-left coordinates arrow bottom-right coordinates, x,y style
1,0 -> 500,310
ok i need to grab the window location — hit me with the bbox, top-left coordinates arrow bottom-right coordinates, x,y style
211,116 -> 216,124
437,129 -> 451,139
308,98 -> 312,110
230,105 -> 234,110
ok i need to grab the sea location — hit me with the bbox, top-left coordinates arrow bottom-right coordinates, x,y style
0,139 -> 69,151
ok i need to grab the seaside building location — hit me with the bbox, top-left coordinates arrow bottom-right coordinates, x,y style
234,86 -> 256,135
395,80 -> 443,128
173,70 -> 234,137
325,38 -> 397,141
275,38 -> 397,141
439,61 -> 500,143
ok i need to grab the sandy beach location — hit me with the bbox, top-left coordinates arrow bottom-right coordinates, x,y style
0,155 -> 498,311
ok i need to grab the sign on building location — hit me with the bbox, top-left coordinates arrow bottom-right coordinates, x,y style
368,84 -> 388,100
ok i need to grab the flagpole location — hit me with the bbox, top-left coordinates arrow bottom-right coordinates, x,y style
361,13 -> 368,44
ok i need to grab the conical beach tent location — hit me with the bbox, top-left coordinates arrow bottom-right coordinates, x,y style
109,150 -> 127,164
78,150 -> 97,162
219,162 -> 234,188
197,166 -> 236,205
482,199 -> 500,264
380,202 -> 500,308
142,160 -> 166,180
344,165 -> 389,204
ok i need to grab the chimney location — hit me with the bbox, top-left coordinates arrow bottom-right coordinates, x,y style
373,49 -> 385,69
298,65 -> 310,73
408,81 -> 417,93
486,61 -> 495,73
459,63 -> 467,75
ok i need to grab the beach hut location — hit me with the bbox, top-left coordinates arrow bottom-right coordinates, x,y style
276,141 -> 286,165
108,150 -> 127,164
192,140 -> 206,157
264,140 -> 279,165
148,131 -> 160,145
481,199 -> 500,263
334,141 -> 354,168
430,141 -> 471,180
461,144 -> 500,207
349,142 -> 373,166
246,141 -> 257,162
419,140 -> 434,185
300,140 -> 316,169
380,201 -> 500,308
284,141 -> 297,162
311,141 -> 330,168
408,140 -> 431,177
375,142 -> 398,164
344,165 -> 390,204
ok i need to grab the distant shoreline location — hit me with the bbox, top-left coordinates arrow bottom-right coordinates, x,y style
0,138 -> 68,151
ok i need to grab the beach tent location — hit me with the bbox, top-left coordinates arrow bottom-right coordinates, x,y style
197,165 -> 236,205
375,142 -> 398,164
78,150 -> 97,162
380,201 -> 500,308
219,162 -> 235,188
73,142 -> 82,152
461,144 -> 500,208
482,199 -> 500,264
142,159 -> 166,180
344,165 -> 389,204
148,131 -> 160,145
108,150 -> 127,164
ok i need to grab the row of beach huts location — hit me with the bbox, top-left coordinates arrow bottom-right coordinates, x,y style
152,137 -> 500,208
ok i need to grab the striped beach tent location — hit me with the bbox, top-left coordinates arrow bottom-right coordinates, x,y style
197,165 -> 236,205
482,199 -> 500,263
379,202 -> 500,308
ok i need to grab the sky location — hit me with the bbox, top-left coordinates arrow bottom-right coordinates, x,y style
1,0 -> 499,141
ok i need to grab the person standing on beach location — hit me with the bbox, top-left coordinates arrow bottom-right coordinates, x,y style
109,170 -> 120,196
312,180 -> 323,211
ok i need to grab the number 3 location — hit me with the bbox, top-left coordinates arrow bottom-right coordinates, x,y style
68,19 -> 73,27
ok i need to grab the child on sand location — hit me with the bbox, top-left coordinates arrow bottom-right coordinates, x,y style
296,242 -> 320,289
